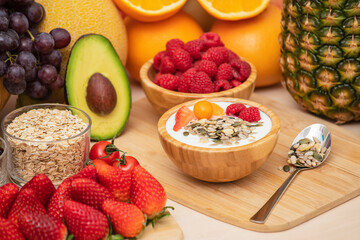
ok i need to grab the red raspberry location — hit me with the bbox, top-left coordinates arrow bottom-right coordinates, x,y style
175,71 -> 183,79
239,61 -> 251,80
166,38 -> 184,56
154,72 -> 162,85
202,47 -> 229,66
226,103 -> 246,117
171,48 -> 193,72
184,39 -> 204,60
189,71 -> 214,93
230,59 -> 251,82
195,60 -> 217,78
239,107 -> 261,122
200,32 -> 224,51
215,63 -> 233,81
214,79 -> 231,92
228,49 -> 240,62
159,56 -> 176,74
230,80 -> 242,87
158,73 -> 179,91
153,50 -> 166,71
178,68 -> 197,92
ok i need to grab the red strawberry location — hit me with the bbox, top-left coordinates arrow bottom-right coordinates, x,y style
102,199 -> 145,238
71,178 -> 114,210
96,160 -> 132,202
64,200 -> 109,240
47,179 -> 72,221
130,165 -> 167,219
8,188 -> 46,228
68,165 -> 97,182
0,183 -> 19,218
21,174 -> 56,208
0,217 -> 25,240
173,105 -> 195,131
18,212 -> 67,240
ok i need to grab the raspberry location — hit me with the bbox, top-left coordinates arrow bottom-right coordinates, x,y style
230,59 -> 251,82
215,63 -> 233,81
195,60 -> 217,78
178,68 -> 197,92
202,47 -> 229,66
189,71 -> 214,93
230,80 -> 242,88
159,56 -> 176,74
214,79 -> 231,92
226,103 -> 246,117
184,39 -> 204,60
166,38 -> 184,56
239,61 -> 251,80
171,48 -> 193,72
154,72 -> 162,85
153,50 -> 166,71
228,49 -> 240,62
239,107 -> 261,122
158,73 -> 179,91
200,32 -> 224,51
175,71 -> 183,79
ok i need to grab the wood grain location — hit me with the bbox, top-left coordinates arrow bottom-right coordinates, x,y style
140,214 -> 183,240
114,93 -> 360,232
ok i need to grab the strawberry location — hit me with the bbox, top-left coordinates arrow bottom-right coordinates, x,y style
8,188 -> 46,228
47,178 -> 72,221
68,165 -> 98,182
130,165 -> 167,219
0,183 -> 19,218
0,217 -> 25,240
96,160 -> 132,202
173,105 -> 195,131
64,200 -> 109,240
21,173 -> 56,208
102,199 -> 145,238
18,212 -> 67,240
71,178 -> 114,210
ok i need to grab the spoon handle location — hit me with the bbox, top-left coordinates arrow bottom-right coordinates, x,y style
250,168 -> 302,224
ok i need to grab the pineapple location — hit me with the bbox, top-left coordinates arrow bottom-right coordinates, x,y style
280,0 -> 360,123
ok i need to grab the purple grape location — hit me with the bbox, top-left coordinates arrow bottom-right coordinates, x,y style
25,66 -> 36,82
6,29 -> 19,49
34,32 -> 54,54
28,25 -> 37,37
0,60 -> 8,76
3,77 -> 26,95
0,31 -> 13,51
16,36 -> 33,52
37,64 -> 57,84
24,2 -> 44,23
49,74 -> 64,90
0,8 -> 9,31
50,28 -> 71,49
40,49 -> 61,68
16,51 -> 36,71
13,0 -> 34,7
9,12 -> 29,34
6,63 -> 25,84
26,80 -> 50,99
0,0 -> 8,6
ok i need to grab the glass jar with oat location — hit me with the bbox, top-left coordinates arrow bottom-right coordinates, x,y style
1,104 -> 91,186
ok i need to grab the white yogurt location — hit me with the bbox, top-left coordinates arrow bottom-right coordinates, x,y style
165,102 -> 273,148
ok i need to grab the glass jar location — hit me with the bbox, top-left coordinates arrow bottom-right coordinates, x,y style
0,137 -> 8,186
1,104 -> 91,186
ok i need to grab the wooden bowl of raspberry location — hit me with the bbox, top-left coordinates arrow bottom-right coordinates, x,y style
158,97 -> 280,182
140,33 -> 257,115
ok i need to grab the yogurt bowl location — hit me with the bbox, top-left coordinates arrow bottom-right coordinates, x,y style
158,97 -> 280,182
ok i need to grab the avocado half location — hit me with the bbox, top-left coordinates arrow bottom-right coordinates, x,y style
66,34 -> 131,140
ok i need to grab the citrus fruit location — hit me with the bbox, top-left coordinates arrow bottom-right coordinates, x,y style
125,11 -> 203,82
194,100 -> 213,119
197,0 -> 270,21
211,103 -> 224,116
211,4 -> 281,87
182,0 -> 215,31
37,0 -> 128,77
113,0 -> 187,22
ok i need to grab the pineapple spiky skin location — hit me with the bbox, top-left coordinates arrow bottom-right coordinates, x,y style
280,0 -> 360,123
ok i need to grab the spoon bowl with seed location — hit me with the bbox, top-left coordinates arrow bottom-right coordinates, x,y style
250,123 -> 332,224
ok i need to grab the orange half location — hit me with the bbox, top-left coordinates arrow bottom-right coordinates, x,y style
113,0 -> 187,22
197,0 -> 270,20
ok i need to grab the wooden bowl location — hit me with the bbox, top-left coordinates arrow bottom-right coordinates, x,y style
140,59 -> 257,115
158,97 -> 280,182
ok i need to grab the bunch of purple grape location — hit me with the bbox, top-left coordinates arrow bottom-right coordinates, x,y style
0,0 -> 71,99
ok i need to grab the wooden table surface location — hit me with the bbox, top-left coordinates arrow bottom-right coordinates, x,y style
1,80 -> 359,240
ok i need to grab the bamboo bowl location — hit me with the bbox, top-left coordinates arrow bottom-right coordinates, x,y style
158,97 -> 280,182
140,59 -> 257,115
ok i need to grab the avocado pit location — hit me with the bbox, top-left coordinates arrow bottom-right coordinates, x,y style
86,72 -> 117,115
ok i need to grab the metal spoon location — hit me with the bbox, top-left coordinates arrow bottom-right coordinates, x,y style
250,123 -> 332,224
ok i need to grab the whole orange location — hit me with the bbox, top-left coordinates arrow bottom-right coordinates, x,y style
211,4 -> 281,87
125,11 -> 203,82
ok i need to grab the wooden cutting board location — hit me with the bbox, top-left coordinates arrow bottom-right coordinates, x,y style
114,93 -> 360,232
140,214 -> 183,240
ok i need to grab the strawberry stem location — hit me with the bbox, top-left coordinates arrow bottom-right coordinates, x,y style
147,206 -> 174,227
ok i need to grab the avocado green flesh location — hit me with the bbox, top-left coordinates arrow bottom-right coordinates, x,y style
66,34 -> 131,140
